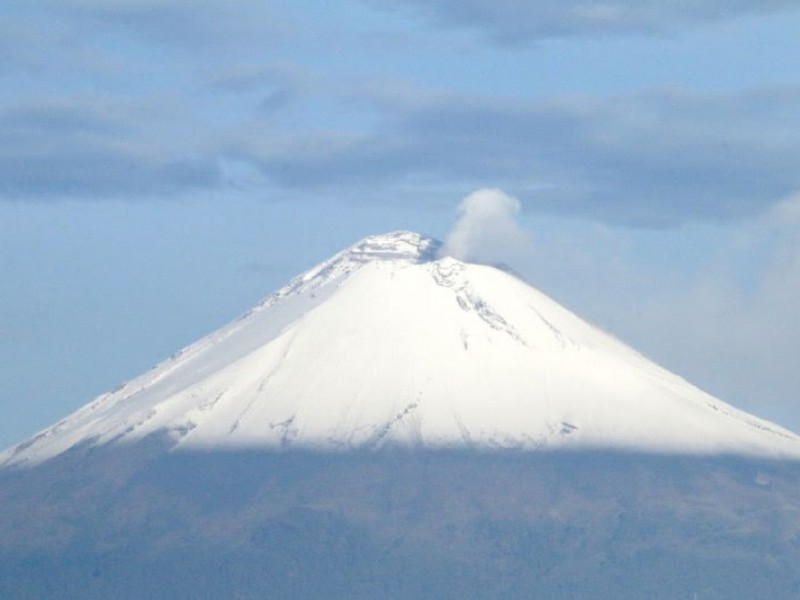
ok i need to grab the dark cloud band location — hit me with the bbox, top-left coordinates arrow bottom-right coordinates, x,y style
0,98 -> 222,200
234,86 -> 800,226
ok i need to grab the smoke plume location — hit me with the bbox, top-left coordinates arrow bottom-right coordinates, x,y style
440,188 -> 530,266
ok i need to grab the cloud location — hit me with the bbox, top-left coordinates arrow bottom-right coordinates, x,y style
368,0 -> 800,42
6,69 -> 800,224
0,97 -> 222,200
4,2 -> 799,225
41,0 -> 289,54
236,85 -> 800,226
0,10 -> 115,79
512,196 -> 800,431
766,193 -> 800,227
204,63 -> 304,95
0,2 -> 310,202
440,188 -> 530,265
632,215 -> 800,429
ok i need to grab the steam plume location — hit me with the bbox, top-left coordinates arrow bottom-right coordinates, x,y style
440,188 -> 529,265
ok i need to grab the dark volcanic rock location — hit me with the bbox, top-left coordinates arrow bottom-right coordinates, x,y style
2,443 -> 800,599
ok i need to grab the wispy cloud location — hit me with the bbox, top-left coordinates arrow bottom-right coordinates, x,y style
41,0 -> 290,53
4,1 -> 799,230
512,196 -> 800,427
369,0 -> 800,42
235,85 -> 800,225
0,96 -> 221,199
629,209 -> 800,424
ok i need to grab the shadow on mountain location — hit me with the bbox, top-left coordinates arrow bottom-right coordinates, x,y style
2,439 -> 800,599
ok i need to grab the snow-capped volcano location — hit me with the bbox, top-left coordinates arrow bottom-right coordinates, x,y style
4,231 -> 800,467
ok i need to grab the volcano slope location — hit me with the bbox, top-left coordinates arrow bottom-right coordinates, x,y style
2,232 -> 800,599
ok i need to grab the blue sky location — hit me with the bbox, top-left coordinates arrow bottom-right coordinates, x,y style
2,0 -> 800,448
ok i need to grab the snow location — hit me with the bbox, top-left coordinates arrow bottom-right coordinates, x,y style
4,231 -> 800,467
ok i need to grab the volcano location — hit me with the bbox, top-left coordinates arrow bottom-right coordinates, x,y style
3,231 -> 799,467
3,231 -> 800,599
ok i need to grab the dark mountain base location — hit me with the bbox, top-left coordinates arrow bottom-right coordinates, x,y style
2,441 -> 800,599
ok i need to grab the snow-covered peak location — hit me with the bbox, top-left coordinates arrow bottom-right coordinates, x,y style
343,231 -> 442,263
4,231 -> 800,468
260,231 -> 442,305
